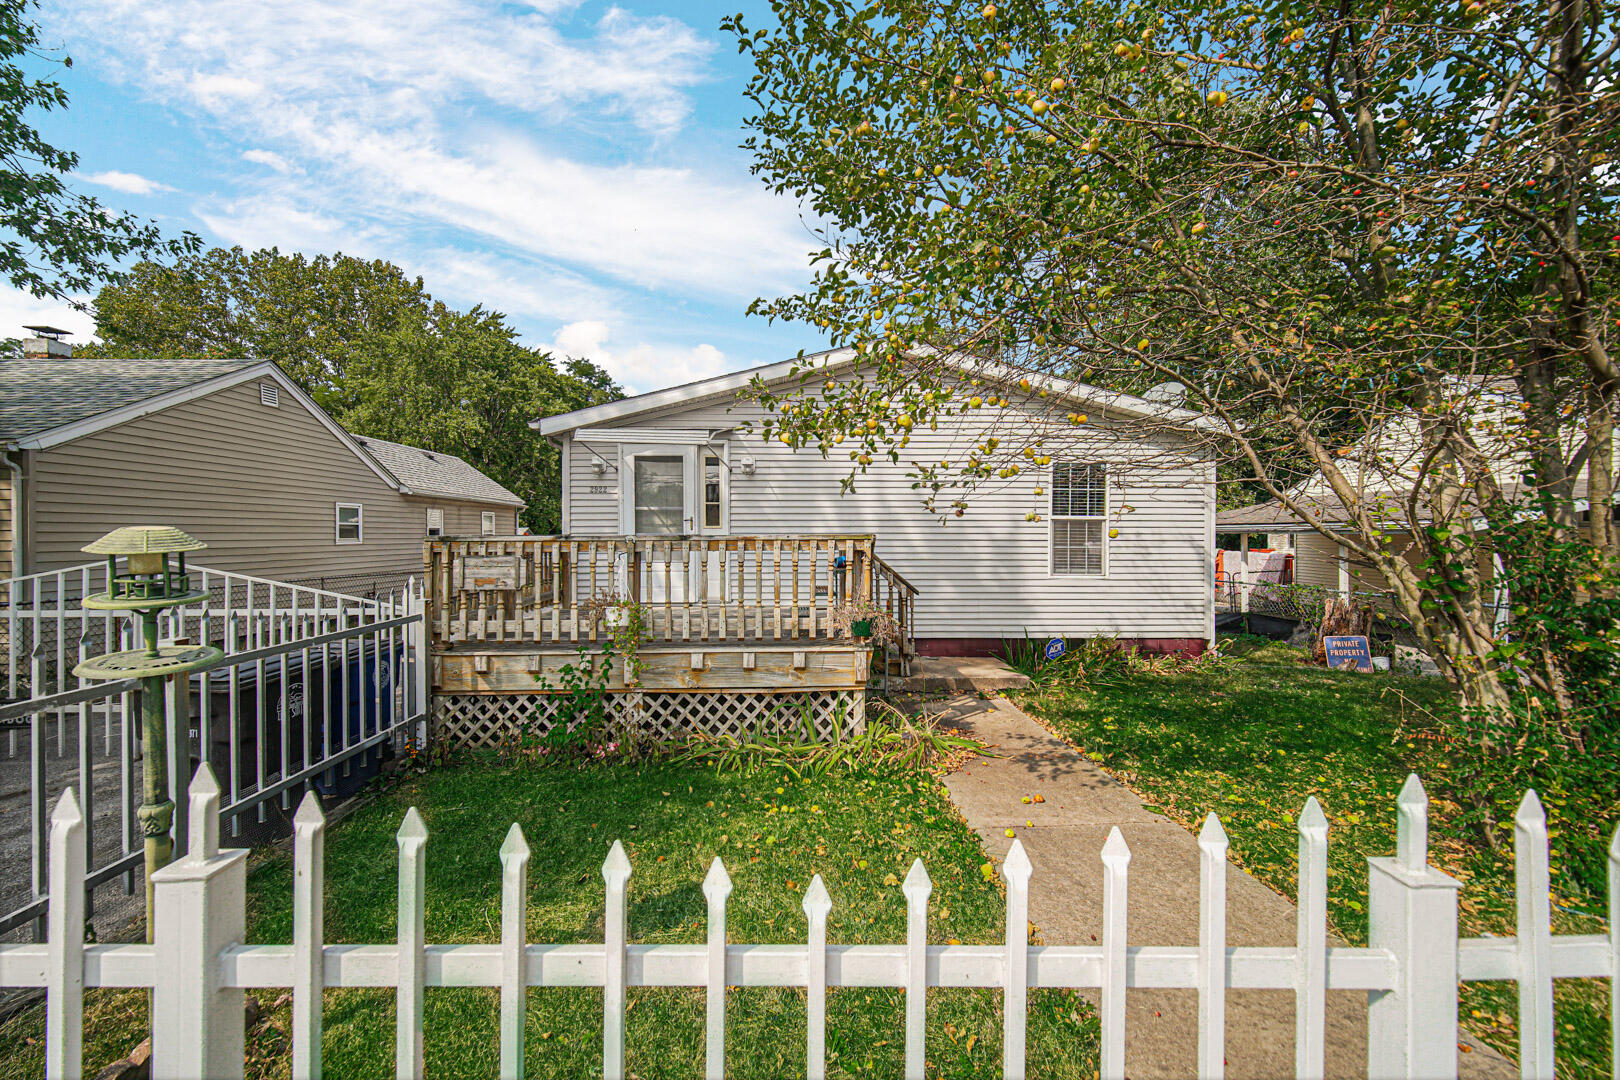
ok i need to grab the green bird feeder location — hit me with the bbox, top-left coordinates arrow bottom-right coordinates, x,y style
73,526 -> 223,939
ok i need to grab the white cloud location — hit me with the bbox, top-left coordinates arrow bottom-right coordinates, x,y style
195,194 -> 358,253
241,149 -> 292,173
406,249 -> 620,327
546,320 -> 729,394
48,0 -> 814,304
75,170 -> 174,196
0,288 -> 96,343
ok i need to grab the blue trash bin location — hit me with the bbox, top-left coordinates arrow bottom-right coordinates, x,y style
313,642 -> 397,798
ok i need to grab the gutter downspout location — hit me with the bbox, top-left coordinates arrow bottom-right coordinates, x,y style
3,446 -> 24,578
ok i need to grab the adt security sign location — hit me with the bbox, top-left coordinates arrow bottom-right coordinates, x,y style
1043,637 -> 1067,661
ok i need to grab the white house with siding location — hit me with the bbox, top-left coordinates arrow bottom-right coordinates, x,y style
534,349 -> 1220,656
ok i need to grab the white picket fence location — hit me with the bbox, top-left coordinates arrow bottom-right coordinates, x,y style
1,770 -> 1615,1079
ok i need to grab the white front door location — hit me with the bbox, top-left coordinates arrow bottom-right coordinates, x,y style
613,445 -> 730,604
620,446 -> 695,602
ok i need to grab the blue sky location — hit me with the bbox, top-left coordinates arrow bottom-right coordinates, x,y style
8,0 -> 831,393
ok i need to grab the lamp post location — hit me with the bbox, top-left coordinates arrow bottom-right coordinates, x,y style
72,526 -> 223,940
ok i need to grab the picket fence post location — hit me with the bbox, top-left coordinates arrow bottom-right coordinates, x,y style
396,808 -> 429,1080
901,859 -> 931,1080
1197,814 -> 1229,1079
601,841 -> 631,1080
291,794 -> 325,1080
1001,840 -> 1033,1080
1366,774 -> 1461,1079
802,876 -> 831,1080
151,765 -> 249,1080
1099,827 -> 1131,1080
499,824 -> 531,1080
45,789 -> 85,1080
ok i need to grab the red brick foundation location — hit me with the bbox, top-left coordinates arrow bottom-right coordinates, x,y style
916,637 -> 1209,659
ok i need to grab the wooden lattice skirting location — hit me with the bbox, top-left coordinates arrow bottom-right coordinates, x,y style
434,689 -> 866,748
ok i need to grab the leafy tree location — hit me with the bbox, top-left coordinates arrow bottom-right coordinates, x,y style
725,0 -> 1617,739
341,303 -> 619,532
88,248 -> 436,414
85,246 -> 619,531
0,0 -> 196,297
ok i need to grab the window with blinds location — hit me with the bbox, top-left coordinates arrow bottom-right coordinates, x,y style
1050,463 -> 1106,575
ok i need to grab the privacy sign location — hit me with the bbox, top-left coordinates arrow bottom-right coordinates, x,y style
1323,635 -> 1374,673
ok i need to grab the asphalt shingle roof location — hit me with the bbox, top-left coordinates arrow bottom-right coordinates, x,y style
353,436 -> 526,507
0,358 -> 260,442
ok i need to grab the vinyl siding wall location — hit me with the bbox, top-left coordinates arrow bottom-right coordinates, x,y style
561,384 -> 1214,642
1291,532 -> 1346,589
23,379 -> 512,582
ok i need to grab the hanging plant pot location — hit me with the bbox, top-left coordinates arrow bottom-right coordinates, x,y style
851,618 -> 873,639
602,605 -> 631,630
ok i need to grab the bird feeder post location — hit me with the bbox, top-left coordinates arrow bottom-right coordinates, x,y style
73,527 -> 222,942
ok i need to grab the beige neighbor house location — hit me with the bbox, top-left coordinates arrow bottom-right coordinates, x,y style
532,348 -> 1222,657
0,338 -> 524,591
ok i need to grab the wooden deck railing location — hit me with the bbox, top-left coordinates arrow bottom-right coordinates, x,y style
425,535 -> 917,656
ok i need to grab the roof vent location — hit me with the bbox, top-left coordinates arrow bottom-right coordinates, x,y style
21,325 -> 71,359
259,382 -> 280,407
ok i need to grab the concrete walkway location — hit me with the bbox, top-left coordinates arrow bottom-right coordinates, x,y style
931,693 -> 1515,1080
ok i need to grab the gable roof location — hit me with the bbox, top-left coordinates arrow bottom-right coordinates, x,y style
531,347 -> 1224,437
353,436 -> 526,508
0,357 -> 522,509
0,358 -> 262,443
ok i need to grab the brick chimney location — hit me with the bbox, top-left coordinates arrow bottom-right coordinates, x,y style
21,325 -> 72,358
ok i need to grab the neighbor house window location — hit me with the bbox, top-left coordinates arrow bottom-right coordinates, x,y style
481,511 -> 496,535
426,508 -> 444,537
335,503 -> 363,544
1050,463 -> 1106,575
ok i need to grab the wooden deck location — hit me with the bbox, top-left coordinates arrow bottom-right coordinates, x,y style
434,641 -> 869,694
425,535 -> 916,742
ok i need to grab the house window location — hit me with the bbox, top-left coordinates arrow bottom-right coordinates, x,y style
259,382 -> 279,407
335,503 -> 363,544
703,454 -> 724,529
1050,463 -> 1106,575
481,511 -> 496,535
426,508 -> 444,537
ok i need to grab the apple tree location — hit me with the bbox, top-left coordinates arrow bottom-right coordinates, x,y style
724,0 -> 1618,767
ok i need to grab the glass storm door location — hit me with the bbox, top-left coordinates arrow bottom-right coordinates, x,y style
620,446 -> 695,603
632,454 -> 686,535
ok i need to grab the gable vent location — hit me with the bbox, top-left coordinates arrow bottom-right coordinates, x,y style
259,382 -> 280,408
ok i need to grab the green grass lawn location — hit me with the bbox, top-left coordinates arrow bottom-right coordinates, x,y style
0,756 -> 1098,1079
1012,634 -> 1614,1079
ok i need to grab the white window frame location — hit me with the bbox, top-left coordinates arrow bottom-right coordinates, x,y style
426,507 -> 444,538
700,446 -> 729,535
481,510 -> 497,535
1048,463 -> 1109,577
335,502 -> 363,545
